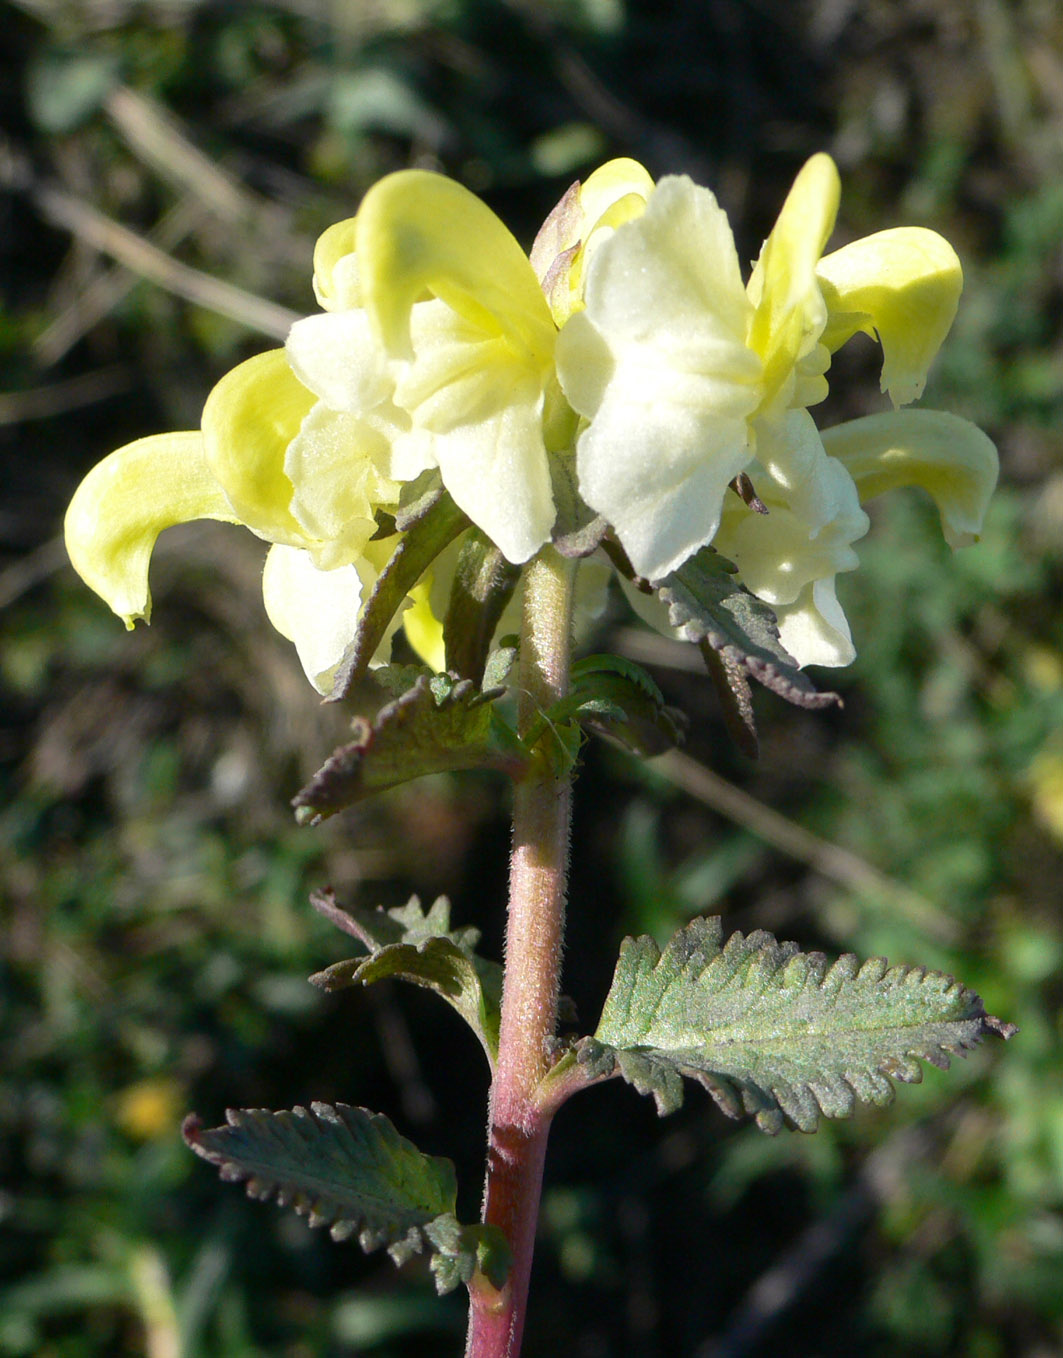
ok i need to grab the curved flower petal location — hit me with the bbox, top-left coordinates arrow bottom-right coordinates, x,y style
311,217 -> 360,311
531,157 -> 655,324
559,175 -> 762,580
755,408 -> 848,534
356,169 -> 555,367
774,578 -> 856,669
284,404 -> 401,570
577,158 -> 655,233
820,409 -> 998,546
402,578 -> 447,673
261,544 -> 368,693
393,302 -> 555,564
286,310 -> 393,413
64,431 -> 240,626
715,452 -> 868,609
746,153 -> 840,408
816,228 -> 962,405
201,349 -> 315,544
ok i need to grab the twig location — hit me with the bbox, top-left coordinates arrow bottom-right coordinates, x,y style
0,536 -> 68,610
0,365 -> 130,424
695,1124 -> 934,1357
103,85 -> 255,224
655,748 -> 958,944
29,177 -> 298,339
34,197 -> 211,365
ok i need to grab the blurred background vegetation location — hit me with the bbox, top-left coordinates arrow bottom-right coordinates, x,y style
2,1 -> 1062,1354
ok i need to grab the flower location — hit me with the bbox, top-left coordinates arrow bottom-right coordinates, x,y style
64,345 -> 405,694
65,170 -> 570,691
65,153 -> 997,691
556,174 -> 763,582
299,170 -> 562,566
555,152 -> 998,665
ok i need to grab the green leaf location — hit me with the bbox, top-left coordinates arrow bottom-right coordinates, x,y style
294,670 -> 528,823
310,890 -> 483,953
308,892 -> 503,1066
577,917 -> 1015,1133
327,490 -> 470,702
482,640 -> 518,693
567,653 -> 687,757
182,1103 -> 509,1292
443,529 -> 521,684
655,547 -> 839,754
424,1215 -> 512,1293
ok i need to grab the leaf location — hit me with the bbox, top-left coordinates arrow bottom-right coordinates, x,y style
310,890 -> 484,953
28,49 -> 119,134
655,547 -> 840,751
327,490 -> 470,702
183,1102 -> 509,1292
294,670 -> 528,823
425,1215 -> 512,1293
482,641 -> 518,693
308,893 -> 503,1066
576,917 -> 1015,1133
564,653 -> 687,757
443,529 -> 521,684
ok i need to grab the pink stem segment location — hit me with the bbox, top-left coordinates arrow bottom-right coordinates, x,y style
465,548 -> 576,1358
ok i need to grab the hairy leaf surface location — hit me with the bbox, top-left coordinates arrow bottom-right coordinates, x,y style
308,893 -> 503,1065
183,1102 -> 509,1291
294,670 -> 526,823
656,547 -> 839,753
443,529 -> 521,684
328,490 -> 469,701
579,917 -> 1014,1132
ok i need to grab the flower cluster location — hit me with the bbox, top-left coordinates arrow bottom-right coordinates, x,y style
65,153 -> 997,690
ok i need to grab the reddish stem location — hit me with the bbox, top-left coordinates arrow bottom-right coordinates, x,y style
465,549 -> 575,1358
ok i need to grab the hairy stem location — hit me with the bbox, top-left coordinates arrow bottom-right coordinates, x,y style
465,548 -> 576,1358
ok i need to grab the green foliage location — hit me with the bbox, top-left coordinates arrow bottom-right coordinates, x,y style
329,491 -> 471,701
184,1102 -> 509,1293
655,546 -> 839,754
293,669 -> 527,823
572,917 -> 1011,1132
443,531 -> 522,685
308,893 -> 503,1065
545,653 -> 687,759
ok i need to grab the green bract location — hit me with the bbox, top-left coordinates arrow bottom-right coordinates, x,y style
64,153 -> 998,688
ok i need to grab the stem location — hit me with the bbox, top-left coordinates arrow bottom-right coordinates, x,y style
465,547 -> 576,1358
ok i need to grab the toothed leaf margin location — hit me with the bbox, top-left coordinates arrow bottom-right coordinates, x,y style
308,893 -> 503,1066
183,1102 -> 509,1293
574,918 -> 1015,1133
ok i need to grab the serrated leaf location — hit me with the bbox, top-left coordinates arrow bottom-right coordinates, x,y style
308,892 -> 503,1066
424,1215 -> 512,1292
655,547 -> 839,749
443,529 -> 521,684
294,671 -> 528,823
327,491 -> 470,702
311,890 -> 483,953
182,1102 -> 503,1292
580,918 -> 1015,1133
566,654 -> 687,757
